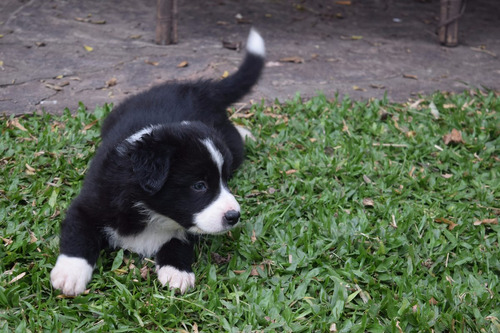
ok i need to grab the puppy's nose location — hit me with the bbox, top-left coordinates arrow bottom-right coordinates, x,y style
223,210 -> 240,226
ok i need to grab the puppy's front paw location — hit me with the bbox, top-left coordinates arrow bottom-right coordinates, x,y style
157,265 -> 195,294
51,254 -> 93,296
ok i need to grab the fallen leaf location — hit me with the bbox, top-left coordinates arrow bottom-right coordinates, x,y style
370,84 -> 385,89
362,198 -> 374,207
83,119 -> 99,131
140,265 -> 150,279
145,60 -> 159,66
251,230 -> 257,243
335,0 -> 351,4
26,163 -> 36,175
441,173 -> 453,179
353,85 -> 366,91
83,45 -> 93,52
9,272 -> 26,284
403,74 -> 418,80
443,103 -> 457,109
233,269 -> 246,274
429,297 -> 438,305
285,169 -> 298,175
29,231 -> 38,243
330,323 -> 338,333
129,34 -> 142,39
8,118 -> 28,132
44,83 -> 64,91
473,218 -> 498,226
221,71 -> 229,79
429,101 -> 440,119
177,61 -> 188,68
105,77 -> 117,87
434,217 -> 458,230
279,56 -> 304,64
443,129 -> 465,145
340,35 -> 363,40
250,265 -> 264,276
408,99 -> 424,109
362,175 -> 372,184
222,40 -> 241,51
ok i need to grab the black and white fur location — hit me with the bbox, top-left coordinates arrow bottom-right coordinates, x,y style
50,29 -> 265,295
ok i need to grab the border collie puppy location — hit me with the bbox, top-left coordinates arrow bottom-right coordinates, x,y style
50,29 -> 265,296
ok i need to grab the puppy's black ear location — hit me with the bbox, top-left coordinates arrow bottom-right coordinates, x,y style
128,141 -> 171,195
131,148 -> 170,194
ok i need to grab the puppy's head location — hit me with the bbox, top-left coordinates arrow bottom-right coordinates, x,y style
118,122 -> 241,234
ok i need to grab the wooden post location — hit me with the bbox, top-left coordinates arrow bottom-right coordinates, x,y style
155,0 -> 178,45
438,0 -> 465,47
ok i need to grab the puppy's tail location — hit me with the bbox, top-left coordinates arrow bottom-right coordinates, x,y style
210,28 -> 265,108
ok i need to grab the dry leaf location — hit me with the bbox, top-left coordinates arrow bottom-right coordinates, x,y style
403,74 -> 418,80
329,323 -> 338,333
83,119 -> 99,132
26,163 -> 36,175
129,34 -> 142,39
9,272 -> 26,284
441,173 -> 453,179
251,230 -> 257,243
363,175 -> 372,184
443,103 -> 457,109
443,129 -> 465,145
434,217 -> 458,230
335,0 -> 351,4
250,265 -> 264,276
105,77 -> 117,87
285,169 -> 298,175
83,45 -> 93,52
45,83 -> 63,91
177,61 -> 189,68
279,56 -> 304,64
29,231 -> 38,243
222,40 -> 241,51
233,269 -> 246,274
473,218 -> 498,226
429,297 -> 438,305
140,265 -> 150,279
353,85 -> 366,91
145,60 -> 159,66
363,198 -> 374,207
221,71 -> 229,79
340,35 -> 363,40
429,101 -> 440,119
8,118 -> 28,132
409,99 -> 424,109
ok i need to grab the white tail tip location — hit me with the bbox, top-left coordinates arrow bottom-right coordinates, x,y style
246,28 -> 265,57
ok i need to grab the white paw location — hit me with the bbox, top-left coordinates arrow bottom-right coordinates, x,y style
157,265 -> 195,294
50,254 -> 93,296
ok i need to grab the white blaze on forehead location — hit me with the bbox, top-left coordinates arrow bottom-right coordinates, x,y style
201,138 -> 224,173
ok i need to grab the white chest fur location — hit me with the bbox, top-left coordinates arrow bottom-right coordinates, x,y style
104,203 -> 187,257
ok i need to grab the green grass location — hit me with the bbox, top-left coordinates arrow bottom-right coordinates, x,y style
1,91 -> 499,332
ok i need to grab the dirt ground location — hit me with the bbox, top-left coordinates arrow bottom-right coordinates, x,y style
1,0 -> 499,115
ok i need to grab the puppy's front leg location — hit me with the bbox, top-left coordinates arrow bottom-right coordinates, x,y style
51,206 -> 103,296
156,237 -> 195,294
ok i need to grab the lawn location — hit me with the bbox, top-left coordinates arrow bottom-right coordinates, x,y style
0,91 -> 499,332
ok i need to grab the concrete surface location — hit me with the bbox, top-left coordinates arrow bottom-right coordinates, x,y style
0,0 -> 499,115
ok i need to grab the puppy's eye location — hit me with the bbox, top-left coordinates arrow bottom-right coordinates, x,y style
191,181 -> 208,192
